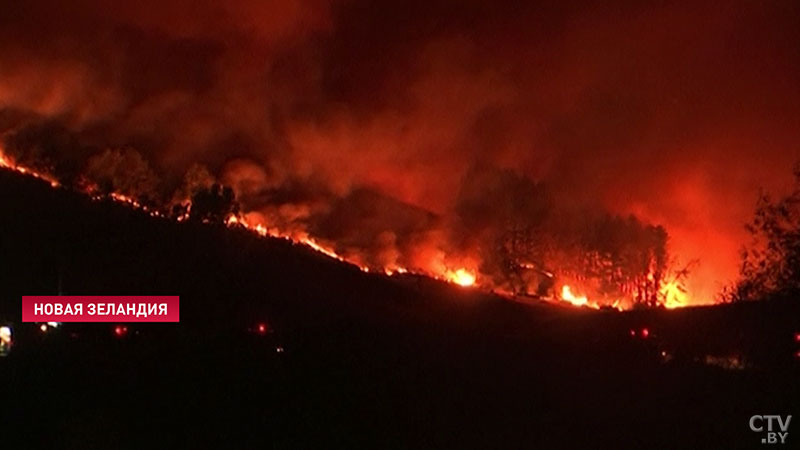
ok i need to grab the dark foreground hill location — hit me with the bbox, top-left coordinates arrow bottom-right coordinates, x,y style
0,170 -> 798,449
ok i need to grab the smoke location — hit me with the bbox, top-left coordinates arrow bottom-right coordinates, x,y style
2,0 -> 800,301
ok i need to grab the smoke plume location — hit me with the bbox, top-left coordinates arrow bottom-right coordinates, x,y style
2,0 -> 800,302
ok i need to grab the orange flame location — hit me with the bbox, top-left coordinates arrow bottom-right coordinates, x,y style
560,285 -> 596,308
0,146 -> 60,187
660,280 -> 688,309
445,268 -> 476,287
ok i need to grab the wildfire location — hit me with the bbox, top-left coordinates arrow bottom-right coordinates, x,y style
110,192 -> 141,208
660,280 -> 689,309
0,145 -> 698,311
560,285 -> 596,308
227,213 -> 477,287
300,236 -> 348,263
384,267 -> 408,276
445,268 -> 477,287
557,285 -> 631,310
0,147 -> 60,188
227,214 -> 354,265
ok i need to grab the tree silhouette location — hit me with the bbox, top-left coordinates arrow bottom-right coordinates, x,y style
732,164 -> 800,301
84,148 -> 159,203
189,183 -> 240,224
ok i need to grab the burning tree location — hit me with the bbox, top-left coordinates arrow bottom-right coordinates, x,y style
568,214 -> 668,307
455,165 -> 674,306
731,164 -> 800,301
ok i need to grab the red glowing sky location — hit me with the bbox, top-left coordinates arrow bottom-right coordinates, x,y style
1,0 -> 799,301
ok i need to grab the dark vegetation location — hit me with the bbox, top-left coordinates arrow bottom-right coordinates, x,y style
732,165 -> 800,302
1,170 -> 799,449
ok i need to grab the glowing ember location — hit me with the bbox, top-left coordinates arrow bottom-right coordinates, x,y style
0,147 -> 60,187
110,192 -> 140,207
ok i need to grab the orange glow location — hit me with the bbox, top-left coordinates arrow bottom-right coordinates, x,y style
0,146 -> 702,312
0,146 -> 60,187
445,268 -> 476,287
560,285 -> 589,307
660,280 -> 689,309
559,285 -> 605,309
384,267 -> 408,276
226,212 -> 479,288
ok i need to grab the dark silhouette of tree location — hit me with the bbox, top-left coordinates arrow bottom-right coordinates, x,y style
455,166 -> 552,294
84,148 -> 159,204
731,164 -> 800,301
175,163 -> 215,202
453,165 -> 673,304
189,183 -> 240,224
3,121 -> 92,185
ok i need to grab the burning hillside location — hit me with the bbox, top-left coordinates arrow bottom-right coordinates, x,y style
1,0 -> 799,309
0,144 -> 689,309
5,4 -> 800,449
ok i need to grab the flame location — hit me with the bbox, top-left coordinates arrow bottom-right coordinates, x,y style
560,285 -> 594,308
229,211 -> 477,286
0,146 -> 60,187
660,280 -> 688,309
384,267 -> 408,276
445,268 -> 476,287
110,192 -> 141,208
300,236 -> 346,262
